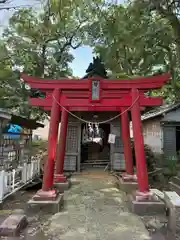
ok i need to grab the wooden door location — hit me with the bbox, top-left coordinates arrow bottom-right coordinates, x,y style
64,123 -> 81,171
110,122 -> 126,171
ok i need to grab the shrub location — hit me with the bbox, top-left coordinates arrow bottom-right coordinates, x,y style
131,140 -> 156,172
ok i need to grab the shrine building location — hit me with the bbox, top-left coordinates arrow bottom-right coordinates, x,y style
21,57 -> 170,203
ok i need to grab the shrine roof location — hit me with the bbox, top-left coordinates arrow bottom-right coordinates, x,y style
0,108 -> 11,120
82,56 -> 107,79
0,108 -> 44,129
141,103 -> 180,121
10,115 -> 44,129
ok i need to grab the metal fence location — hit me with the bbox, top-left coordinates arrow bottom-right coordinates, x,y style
0,160 -> 40,202
0,130 -> 41,203
0,132 -> 32,169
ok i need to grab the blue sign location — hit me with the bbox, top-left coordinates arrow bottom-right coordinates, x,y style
4,124 -> 23,139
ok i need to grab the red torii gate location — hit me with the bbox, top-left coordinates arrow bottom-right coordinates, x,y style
21,73 -> 170,201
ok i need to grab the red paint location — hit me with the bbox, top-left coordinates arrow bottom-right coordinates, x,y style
43,106 -> 145,112
33,189 -> 57,200
42,89 -> 61,191
21,73 -> 170,90
44,90 -> 147,99
30,96 -> 163,107
54,174 -> 67,183
54,108 -> 68,183
131,89 -> 149,193
62,90 -> 130,98
43,106 -> 121,111
20,73 -> 171,194
121,108 -> 134,175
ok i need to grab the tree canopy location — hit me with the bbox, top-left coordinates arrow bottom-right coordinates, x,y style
0,0 -> 179,120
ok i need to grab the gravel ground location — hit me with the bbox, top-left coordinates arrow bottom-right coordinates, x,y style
44,172 -> 150,240
1,171 -> 179,240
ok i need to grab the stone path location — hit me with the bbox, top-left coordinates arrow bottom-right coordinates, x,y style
44,172 -> 150,240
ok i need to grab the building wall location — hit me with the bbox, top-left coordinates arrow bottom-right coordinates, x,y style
32,118 -> 61,140
33,118 -> 50,140
162,124 -> 177,160
142,117 -> 163,153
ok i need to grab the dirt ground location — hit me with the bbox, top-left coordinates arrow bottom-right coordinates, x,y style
0,171 -> 174,240
0,185 -> 50,240
43,172 -> 150,240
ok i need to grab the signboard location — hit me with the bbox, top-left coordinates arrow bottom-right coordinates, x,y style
108,134 -> 116,144
3,124 -> 22,139
92,80 -> 100,100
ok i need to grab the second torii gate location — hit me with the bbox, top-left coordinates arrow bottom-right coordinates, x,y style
21,73 -> 170,202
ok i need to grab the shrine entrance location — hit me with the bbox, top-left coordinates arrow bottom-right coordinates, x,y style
81,123 -> 110,170
21,56 -> 171,203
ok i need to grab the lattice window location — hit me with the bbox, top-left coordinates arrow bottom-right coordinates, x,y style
112,153 -> 125,170
111,124 -> 121,136
66,126 -> 78,152
114,136 -> 124,152
64,155 -> 77,171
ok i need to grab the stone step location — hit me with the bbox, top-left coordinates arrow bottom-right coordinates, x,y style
0,214 -> 28,237
81,166 -> 106,170
169,182 -> 180,196
82,162 -> 109,165
171,176 -> 180,186
84,159 -> 109,162
82,165 -> 105,168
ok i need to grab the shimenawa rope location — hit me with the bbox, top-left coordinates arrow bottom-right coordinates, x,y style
52,95 -> 139,124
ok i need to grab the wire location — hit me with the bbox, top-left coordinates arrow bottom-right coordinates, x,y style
52,94 -> 140,124
0,5 -> 32,10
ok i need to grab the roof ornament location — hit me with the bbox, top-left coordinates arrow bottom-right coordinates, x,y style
83,56 -> 107,79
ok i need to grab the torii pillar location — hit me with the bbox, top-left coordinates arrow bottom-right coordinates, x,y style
131,88 -> 150,201
54,108 -> 70,191
121,107 -> 137,181
32,88 -> 61,200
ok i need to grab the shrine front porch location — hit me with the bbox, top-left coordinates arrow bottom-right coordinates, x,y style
62,113 -> 127,173
80,122 -> 111,170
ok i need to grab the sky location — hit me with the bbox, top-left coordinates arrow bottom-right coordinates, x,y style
0,0 -> 125,77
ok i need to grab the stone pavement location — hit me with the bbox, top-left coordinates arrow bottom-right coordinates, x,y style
44,172 -> 150,240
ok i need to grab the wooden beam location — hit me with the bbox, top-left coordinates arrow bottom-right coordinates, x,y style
21,73 -> 171,90
43,106 -> 145,111
61,90 -> 131,98
62,96 -> 163,107
42,90 -> 148,100
43,106 -> 121,111
30,96 -> 162,107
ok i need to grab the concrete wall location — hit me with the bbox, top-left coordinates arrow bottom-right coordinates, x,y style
130,117 -> 163,153
33,118 -> 50,140
142,117 -> 163,153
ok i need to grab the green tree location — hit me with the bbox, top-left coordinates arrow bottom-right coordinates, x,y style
0,0 -> 100,119
88,4 -> 171,75
85,2 -> 178,102
130,0 -> 180,102
0,0 -> 111,120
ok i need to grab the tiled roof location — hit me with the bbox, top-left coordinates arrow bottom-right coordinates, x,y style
0,108 -> 11,120
0,108 -> 44,129
141,103 -> 180,121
